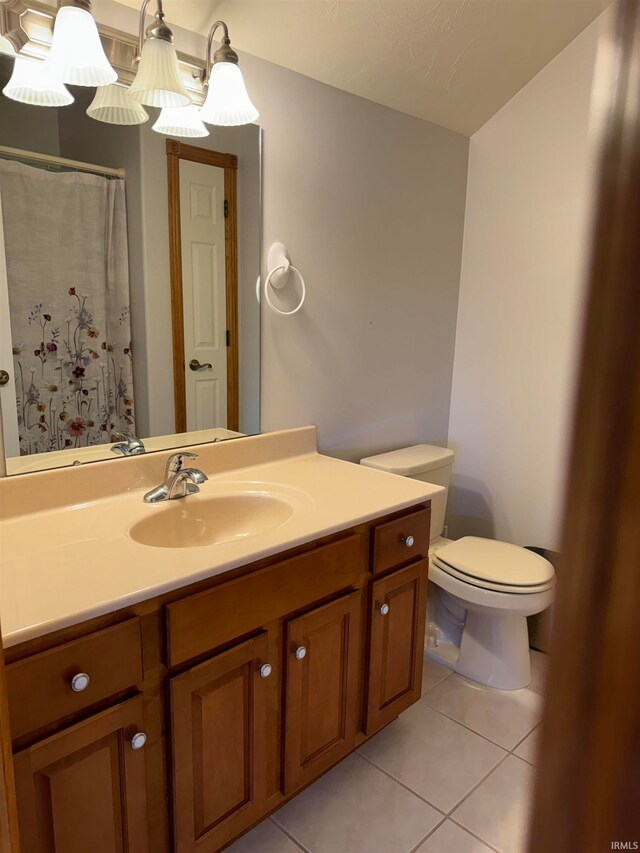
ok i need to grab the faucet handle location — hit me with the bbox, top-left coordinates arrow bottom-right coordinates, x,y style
111,432 -> 146,455
165,451 -> 198,476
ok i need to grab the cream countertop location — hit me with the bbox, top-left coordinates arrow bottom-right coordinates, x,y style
0,427 -> 443,648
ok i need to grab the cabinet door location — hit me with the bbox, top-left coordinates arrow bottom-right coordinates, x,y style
366,560 -> 428,734
13,696 -> 149,853
284,591 -> 361,794
170,632 -> 270,852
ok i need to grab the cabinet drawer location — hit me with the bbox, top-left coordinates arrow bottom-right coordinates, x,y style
372,506 -> 430,574
166,534 -> 363,667
7,619 -> 143,740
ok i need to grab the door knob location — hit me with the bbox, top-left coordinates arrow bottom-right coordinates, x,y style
294,646 -> 307,660
377,603 -> 390,616
189,359 -> 212,371
259,663 -> 272,679
0,369 -> 9,386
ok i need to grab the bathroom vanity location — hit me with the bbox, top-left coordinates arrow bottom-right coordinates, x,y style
0,427 -> 442,852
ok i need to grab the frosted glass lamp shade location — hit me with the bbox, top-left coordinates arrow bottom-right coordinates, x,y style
200,61 -> 258,126
87,84 -> 148,125
48,6 -> 116,86
153,105 -> 209,138
128,38 -> 191,108
3,57 -> 73,107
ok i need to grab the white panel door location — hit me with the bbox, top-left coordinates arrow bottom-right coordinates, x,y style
179,159 -> 227,431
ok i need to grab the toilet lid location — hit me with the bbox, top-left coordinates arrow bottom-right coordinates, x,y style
433,537 -> 554,587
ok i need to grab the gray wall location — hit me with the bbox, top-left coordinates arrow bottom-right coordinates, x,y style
240,50 -> 469,461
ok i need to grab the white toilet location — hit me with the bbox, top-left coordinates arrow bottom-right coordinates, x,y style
360,445 -> 555,690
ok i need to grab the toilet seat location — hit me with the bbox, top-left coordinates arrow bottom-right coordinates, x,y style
432,536 -> 554,595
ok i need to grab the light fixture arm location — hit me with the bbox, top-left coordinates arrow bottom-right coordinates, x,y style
203,19 -> 238,84
136,0 -> 172,61
0,0 -> 29,51
58,0 -> 92,11
0,19 -> 27,52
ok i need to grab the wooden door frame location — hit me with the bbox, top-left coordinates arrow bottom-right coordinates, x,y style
166,140 -> 239,433
529,1 -> 640,849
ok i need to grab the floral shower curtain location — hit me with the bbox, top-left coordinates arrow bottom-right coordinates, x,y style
0,159 -> 135,455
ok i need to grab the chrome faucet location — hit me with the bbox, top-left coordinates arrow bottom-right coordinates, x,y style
143,452 -> 208,503
111,432 -> 146,456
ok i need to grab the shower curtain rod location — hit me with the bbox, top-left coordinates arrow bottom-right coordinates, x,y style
0,145 -> 125,179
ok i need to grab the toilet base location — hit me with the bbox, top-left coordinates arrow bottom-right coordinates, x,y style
425,610 -> 532,690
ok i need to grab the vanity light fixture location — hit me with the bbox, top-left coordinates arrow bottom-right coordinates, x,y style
152,105 -> 209,138
3,55 -> 73,107
47,0 -> 117,87
199,21 -> 258,126
0,24 -> 28,57
128,0 -> 190,108
87,83 -> 149,125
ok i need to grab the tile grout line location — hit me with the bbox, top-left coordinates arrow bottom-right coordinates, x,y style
421,698 -> 541,752
445,752 -> 511,819
356,750 -> 448,816
269,816 -> 312,852
420,668 -> 454,693
448,816 -> 502,853
406,813 -> 449,853
509,723 -> 541,767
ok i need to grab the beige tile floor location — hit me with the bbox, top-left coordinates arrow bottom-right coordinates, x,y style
227,651 -> 548,853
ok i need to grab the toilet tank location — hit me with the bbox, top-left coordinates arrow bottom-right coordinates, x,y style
360,445 -> 455,541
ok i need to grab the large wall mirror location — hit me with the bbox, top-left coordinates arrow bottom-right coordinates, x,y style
0,55 -> 261,476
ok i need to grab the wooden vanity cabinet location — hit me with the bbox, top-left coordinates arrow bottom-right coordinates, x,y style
13,696 -> 149,853
5,501 -> 431,853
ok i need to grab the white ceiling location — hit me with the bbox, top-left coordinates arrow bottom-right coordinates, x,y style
115,0 -> 608,135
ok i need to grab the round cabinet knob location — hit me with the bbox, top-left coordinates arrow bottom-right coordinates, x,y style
259,663 -> 272,679
294,646 -> 307,661
130,732 -> 147,751
401,535 -> 415,548
377,603 -> 390,616
70,672 -> 90,693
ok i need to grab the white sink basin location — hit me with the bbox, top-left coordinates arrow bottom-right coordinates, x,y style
129,492 -> 294,548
